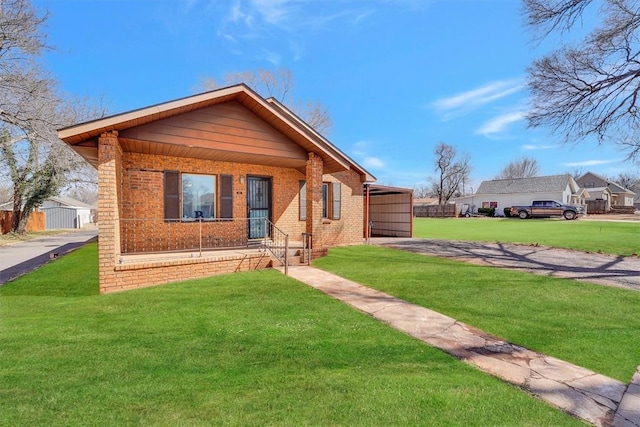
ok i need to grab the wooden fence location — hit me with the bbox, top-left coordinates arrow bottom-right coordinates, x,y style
1,211 -> 46,234
413,204 -> 457,218
586,200 -> 607,214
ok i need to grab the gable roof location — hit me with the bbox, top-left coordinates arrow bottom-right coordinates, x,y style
46,196 -> 93,209
477,174 -> 577,195
577,171 -> 635,195
58,84 -> 375,182
0,195 -> 94,210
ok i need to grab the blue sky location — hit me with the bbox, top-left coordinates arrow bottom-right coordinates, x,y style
36,0 -> 633,190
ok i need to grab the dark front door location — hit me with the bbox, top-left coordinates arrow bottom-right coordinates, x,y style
247,176 -> 271,239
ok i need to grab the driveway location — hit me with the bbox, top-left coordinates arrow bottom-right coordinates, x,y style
0,229 -> 98,285
373,238 -> 640,291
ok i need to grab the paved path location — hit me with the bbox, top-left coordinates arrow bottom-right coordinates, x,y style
285,266 -> 640,427
0,229 -> 98,284
372,238 -> 640,291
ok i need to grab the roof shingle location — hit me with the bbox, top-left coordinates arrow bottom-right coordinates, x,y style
476,174 -> 573,194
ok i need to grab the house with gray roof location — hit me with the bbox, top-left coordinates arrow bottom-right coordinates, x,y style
455,174 -> 587,216
576,172 -> 636,210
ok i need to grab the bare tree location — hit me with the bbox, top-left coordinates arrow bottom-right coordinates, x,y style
566,167 -> 585,181
0,0 -> 102,233
413,185 -> 435,199
610,171 -> 640,193
495,156 -> 540,179
64,185 -> 97,205
428,143 -> 471,205
199,67 -> 332,134
524,0 -> 640,161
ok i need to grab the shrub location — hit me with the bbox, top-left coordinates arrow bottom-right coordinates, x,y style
504,207 -> 512,217
477,207 -> 495,217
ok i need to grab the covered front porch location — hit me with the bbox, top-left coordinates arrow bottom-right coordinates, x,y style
59,85 -> 373,293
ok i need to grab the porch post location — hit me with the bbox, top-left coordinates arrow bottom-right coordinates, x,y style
97,131 -> 122,293
306,152 -> 324,252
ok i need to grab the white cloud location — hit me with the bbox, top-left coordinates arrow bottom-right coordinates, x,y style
363,157 -> 385,169
258,49 -> 281,64
563,159 -> 623,167
522,143 -> 558,150
214,1 -> 377,61
431,78 -> 524,119
352,140 -> 371,154
476,111 -> 525,136
250,0 -> 291,26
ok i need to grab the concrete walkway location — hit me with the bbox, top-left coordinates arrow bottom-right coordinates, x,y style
0,229 -> 98,285
285,265 -> 640,427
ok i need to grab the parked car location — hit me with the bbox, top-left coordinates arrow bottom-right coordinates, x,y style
509,200 -> 583,220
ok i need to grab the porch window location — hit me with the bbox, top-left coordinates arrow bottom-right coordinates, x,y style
183,174 -> 215,219
164,171 -> 233,220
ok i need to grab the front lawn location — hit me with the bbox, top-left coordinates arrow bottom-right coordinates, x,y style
314,245 -> 640,383
0,243 -> 579,426
413,217 -> 640,256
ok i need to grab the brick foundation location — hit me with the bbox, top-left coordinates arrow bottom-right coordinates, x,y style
101,252 -> 273,293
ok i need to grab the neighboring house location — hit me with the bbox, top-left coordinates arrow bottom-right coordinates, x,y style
58,84 -> 378,293
41,196 -> 94,229
0,195 -> 93,230
576,172 -> 636,209
456,174 -> 587,215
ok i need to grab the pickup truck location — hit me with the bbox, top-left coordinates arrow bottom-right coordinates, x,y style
510,200 -> 583,220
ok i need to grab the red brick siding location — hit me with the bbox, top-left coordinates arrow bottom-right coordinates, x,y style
322,170 -> 364,246
97,143 -> 365,293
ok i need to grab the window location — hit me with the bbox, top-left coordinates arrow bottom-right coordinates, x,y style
322,183 -> 329,218
182,174 -> 215,219
299,180 -> 307,221
299,180 -> 341,221
164,171 -> 233,221
322,182 -> 341,220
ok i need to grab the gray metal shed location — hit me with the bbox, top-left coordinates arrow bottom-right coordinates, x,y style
41,206 -> 91,229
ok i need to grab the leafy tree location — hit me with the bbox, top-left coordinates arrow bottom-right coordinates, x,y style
428,143 -> 471,205
495,156 -> 540,179
199,67 -> 332,134
524,0 -> 640,162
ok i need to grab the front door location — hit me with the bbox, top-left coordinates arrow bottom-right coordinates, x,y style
247,176 -> 271,239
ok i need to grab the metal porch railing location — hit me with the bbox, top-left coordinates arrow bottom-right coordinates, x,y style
117,217 -> 290,273
262,218 -> 289,275
119,217 -> 260,255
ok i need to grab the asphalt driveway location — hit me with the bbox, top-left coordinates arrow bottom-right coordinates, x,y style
373,238 -> 640,291
0,229 -> 98,285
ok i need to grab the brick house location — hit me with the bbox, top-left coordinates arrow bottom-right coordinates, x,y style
59,84 -> 375,293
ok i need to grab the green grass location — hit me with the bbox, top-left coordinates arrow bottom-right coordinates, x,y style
0,244 -> 581,426
314,245 -> 640,382
413,217 -> 640,256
